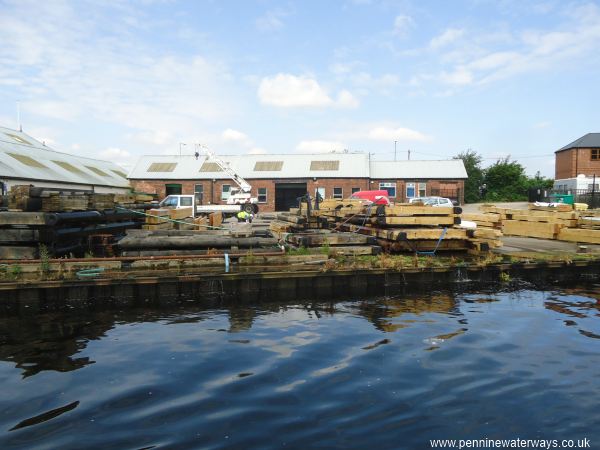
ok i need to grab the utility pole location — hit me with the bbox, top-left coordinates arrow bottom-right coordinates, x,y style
394,141 -> 397,161
408,149 -> 411,160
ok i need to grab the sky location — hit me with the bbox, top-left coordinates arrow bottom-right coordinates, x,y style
1,0 -> 599,177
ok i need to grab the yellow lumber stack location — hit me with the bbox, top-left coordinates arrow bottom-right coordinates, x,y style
143,208 -> 174,230
557,228 -> 600,244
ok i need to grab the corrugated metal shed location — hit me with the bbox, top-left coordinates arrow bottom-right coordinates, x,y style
0,126 -> 130,189
556,133 -> 600,152
370,160 -> 467,179
128,153 -> 370,179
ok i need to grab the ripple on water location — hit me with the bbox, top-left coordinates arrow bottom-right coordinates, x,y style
0,288 -> 599,449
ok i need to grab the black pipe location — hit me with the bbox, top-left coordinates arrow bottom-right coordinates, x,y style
39,221 -> 138,241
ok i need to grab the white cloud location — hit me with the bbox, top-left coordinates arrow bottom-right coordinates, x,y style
296,140 -> 345,153
367,126 -> 431,142
257,74 -> 358,108
439,66 -> 473,85
336,90 -> 360,108
430,28 -> 465,49
0,1 -> 237,157
256,9 -> 288,32
222,128 -> 250,144
393,15 -> 414,37
97,147 -> 135,170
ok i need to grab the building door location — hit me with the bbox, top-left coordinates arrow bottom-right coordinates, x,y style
275,183 -> 307,211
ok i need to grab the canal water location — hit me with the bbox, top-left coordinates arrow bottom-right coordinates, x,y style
0,285 -> 598,449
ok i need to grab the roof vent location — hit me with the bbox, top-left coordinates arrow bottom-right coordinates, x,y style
148,162 -> 177,172
310,160 -> 339,171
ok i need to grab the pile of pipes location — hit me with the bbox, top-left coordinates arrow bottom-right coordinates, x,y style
118,228 -> 279,257
0,209 -> 138,259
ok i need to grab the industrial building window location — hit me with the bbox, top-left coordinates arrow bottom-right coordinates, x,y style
6,152 -> 47,168
379,182 -> 396,198
200,162 -> 222,172
148,162 -> 177,172
333,187 -> 343,199
53,160 -> 84,174
418,182 -> 427,197
194,184 -> 204,204
112,169 -> 128,179
258,187 -> 267,203
310,160 -> 339,171
591,149 -> 600,160
406,183 -> 415,198
5,133 -> 31,145
85,166 -> 109,177
165,184 -> 182,195
254,161 -> 283,171
351,187 -> 360,194
222,184 -> 231,200
315,187 -> 325,201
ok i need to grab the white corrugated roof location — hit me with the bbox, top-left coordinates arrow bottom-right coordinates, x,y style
0,126 -> 130,188
370,160 -> 467,179
129,153 -> 370,179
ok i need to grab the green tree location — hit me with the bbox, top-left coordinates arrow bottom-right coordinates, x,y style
454,149 -> 484,203
525,171 -> 554,190
484,157 -> 529,201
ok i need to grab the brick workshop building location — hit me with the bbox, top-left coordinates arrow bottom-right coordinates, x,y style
128,153 -> 467,212
554,133 -> 600,191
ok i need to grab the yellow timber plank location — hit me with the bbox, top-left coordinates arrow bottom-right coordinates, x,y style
502,220 -> 562,239
557,228 -> 600,244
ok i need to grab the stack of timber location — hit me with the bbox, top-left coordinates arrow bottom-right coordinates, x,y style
283,230 -> 381,255
143,208 -> 174,230
88,193 -> 115,210
0,209 -> 138,259
119,229 -> 278,256
41,192 -> 88,212
319,201 -> 497,253
500,204 -> 577,240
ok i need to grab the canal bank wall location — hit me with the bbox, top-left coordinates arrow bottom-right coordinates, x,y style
0,260 -> 599,315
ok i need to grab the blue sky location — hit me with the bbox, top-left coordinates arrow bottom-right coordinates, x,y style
1,0 -> 599,177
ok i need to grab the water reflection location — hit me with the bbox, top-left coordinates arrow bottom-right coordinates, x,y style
0,286 -> 598,380
0,286 -> 599,449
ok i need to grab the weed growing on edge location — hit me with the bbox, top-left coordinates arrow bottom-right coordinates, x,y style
499,272 -> 511,282
9,265 -> 22,280
39,244 -> 51,275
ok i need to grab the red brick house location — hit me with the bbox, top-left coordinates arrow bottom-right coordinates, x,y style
555,133 -> 600,180
128,153 -> 467,212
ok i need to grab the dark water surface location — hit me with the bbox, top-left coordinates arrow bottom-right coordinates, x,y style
0,286 -> 599,449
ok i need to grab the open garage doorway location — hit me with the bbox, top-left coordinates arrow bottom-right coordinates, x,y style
275,182 -> 307,211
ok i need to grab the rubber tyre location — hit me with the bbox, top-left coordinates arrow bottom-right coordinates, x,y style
243,203 -> 254,214
252,204 -> 259,214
